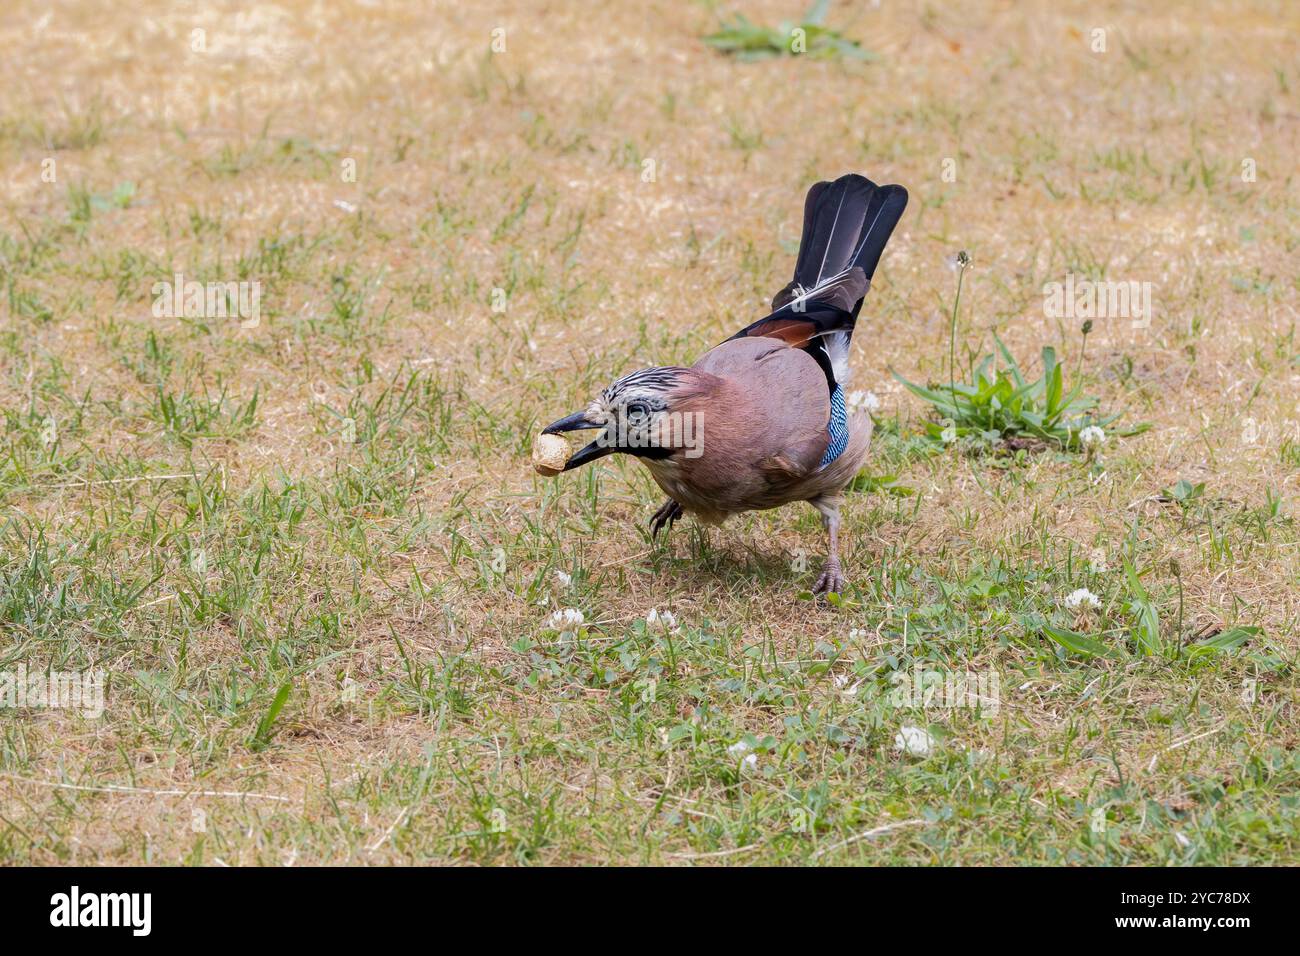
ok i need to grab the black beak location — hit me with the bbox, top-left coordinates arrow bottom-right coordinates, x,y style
562,439 -> 613,470
542,412 -> 599,435
542,411 -> 614,471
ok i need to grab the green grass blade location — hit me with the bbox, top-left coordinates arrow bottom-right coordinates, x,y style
1187,626 -> 1260,658
250,681 -> 293,751
1043,625 -> 1123,659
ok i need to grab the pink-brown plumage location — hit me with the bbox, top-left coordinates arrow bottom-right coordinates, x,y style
540,173 -> 907,595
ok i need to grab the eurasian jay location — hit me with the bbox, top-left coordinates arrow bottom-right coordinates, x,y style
543,174 -> 908,595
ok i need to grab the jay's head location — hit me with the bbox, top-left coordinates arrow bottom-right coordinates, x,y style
543,366 -> 709,470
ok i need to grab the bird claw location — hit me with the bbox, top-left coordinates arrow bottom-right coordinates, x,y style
812,560 -> 845,597
650,499 -> 683,538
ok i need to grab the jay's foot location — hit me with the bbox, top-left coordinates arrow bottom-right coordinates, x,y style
650,499 -> 683,538
812,558 -> 845,597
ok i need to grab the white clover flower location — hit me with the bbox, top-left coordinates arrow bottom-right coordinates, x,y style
547,608 -> 584,631
847,390 -> 881,414
1079,425 -> 1106,448
1064,587 -> 1101,610
894,725 -> 933,757
554,570 -> 572,589
727,740 -> 753,759
645,607 -> 677,633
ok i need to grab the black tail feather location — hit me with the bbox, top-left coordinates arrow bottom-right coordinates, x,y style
776,174 -> 908,314
730,174 -> 907,392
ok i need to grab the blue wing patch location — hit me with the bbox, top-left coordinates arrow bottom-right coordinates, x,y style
819,384 -> 849,469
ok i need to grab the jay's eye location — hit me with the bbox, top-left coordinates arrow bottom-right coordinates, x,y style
626,402 -> 650,423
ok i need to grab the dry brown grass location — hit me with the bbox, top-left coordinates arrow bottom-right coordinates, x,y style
0,0 -> 1297,864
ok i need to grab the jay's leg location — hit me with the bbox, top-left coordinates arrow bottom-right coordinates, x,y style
650,498 -> 683,538
812,509 -> 846,596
